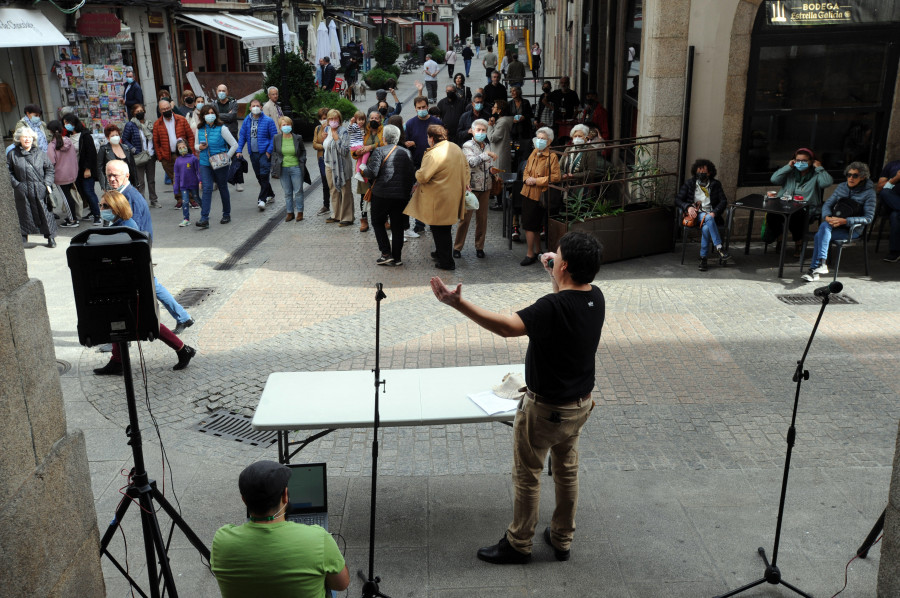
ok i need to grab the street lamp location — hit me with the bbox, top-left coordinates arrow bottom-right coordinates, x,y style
378,0 -> 386,41
275,5 -> 291,117
418,0 -> 425,62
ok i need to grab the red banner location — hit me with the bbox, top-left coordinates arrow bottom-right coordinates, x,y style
76,13 -> 121,38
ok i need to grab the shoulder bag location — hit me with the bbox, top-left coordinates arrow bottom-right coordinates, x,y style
364,145 -> 398,203
203,128 -> 231,170
832,196 -> 862,219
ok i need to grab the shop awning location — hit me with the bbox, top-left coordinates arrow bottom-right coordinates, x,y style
0,8 -> 68,48
229,14 -> 297,46
176,13 -> 281,49
389,17 -> 415,27
458,0 -> 514,23
325,12 -> 374,30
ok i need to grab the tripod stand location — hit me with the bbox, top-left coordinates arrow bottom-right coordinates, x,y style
715,282 -> 842,598
99,342 -> 211,598
357,283 -> 392,598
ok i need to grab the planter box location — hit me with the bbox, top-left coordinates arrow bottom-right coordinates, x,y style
549,206 -> 673,263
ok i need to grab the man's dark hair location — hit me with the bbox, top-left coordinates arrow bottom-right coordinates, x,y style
487,46 -> 493,52
689,158 -> 717,179
323,56 -> 330,64
244,490 -> 284,516
558,231 -> 602,284
414,96 -> 429,108
473,92 -> 483,101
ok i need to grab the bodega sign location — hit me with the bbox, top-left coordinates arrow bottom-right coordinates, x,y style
766,0 -> 899,25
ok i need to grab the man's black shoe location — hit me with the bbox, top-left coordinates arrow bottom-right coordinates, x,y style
435,262 -> 456,271
94,360 -> 123,376
452,249 -> 462,259
543,527 -> 570,562
173,345 -> 196,370
476,249 -> 486,258
477,536 -> 531,565
430,251 -> 438,259
220,215 -> 231,224
196,220 -> 209,229
173,318 -> 194,335
698,257 -> 708,272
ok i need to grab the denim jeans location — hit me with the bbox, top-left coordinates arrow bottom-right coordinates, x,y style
317,156 -> 330,209
180,189 -> 198,220
698,213 -> 722,258
464,59 -> 471,76
155,278 -> 190,324
249,151 -> 274,201
279,165 -> 305,214
812,221 -> 861,268
881,186 -> 900,253
200,164 -> 231,222
80,177 -> 100,218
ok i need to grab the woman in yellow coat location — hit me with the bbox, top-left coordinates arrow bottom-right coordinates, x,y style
405,124 -> 470,270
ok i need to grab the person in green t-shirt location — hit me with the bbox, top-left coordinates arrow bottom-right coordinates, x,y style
211,461 -> 349,598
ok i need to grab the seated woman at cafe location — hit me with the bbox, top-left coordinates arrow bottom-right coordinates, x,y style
762,147 -> 833,257
674,158 -> 732,272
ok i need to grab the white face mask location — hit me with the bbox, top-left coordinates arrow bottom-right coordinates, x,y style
109,135 -> 121,145
572,137 -> 586,145
251,106 -> 261,116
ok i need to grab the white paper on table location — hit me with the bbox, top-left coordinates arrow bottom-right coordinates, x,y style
468,390 -> 519,415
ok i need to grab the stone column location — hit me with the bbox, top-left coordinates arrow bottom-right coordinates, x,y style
878,422 -> 900,597
0,166 -> 104,594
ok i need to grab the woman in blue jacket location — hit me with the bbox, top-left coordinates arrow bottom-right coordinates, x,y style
194,105 -> 238,228
236,98 -> 278,209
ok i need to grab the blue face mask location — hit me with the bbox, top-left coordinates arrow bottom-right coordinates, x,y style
196,103 -> 204,111
474,132 -> 487,142
794,161 -> 809,171
417,109 -> 429,119
65,123 -> 75,133
533,138 -> 548,150
281,125 -> 292,134
29,115 -> 40,124
217,91 -> 227,101
474,103 -> 483,111
125,77 -> 134,84
100,209 -> 116,222
204,113 -> 216,124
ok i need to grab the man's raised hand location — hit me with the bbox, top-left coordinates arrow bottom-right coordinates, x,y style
431,277 -> 462,309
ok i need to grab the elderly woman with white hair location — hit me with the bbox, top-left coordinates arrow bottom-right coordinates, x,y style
362,124 -> 416,266
560,124 -> 599,183
519,126 -> 561,265
454,118 -> 497,259
8,127 -> 57,247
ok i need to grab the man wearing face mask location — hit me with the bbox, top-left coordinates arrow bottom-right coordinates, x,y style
437,84 -> 466,145
237,99 -> 278,210
15,105 -> 51,154
152,98 -> 195,208
215,84 -> 242,191
404,96 -> 443,235
457,93 -> 489,145
123,68 -> 143,116
368,88 -> 401,119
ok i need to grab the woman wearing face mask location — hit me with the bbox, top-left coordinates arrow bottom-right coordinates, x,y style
519,127 -> 561,266
454,73 -> 472,106
270,116 -> 308,222
508,86 -> 533,162
122,103 -> 158,206
487,100 -> 514,176
322,109 -> 355,226
46,120 -> 81,227
194,105 -> 238,228
311,107 -> 331,215
674,159 -> 732,271
354,112 -> 385,232
187,96 -> 205,133
8,127 -> 57,247
16,104 -> 51,154
763,147 -> 833,257
559,125 -> 598,183
97,124 -> 138,191
63,113 -> 102,225
454,119 -> 496,259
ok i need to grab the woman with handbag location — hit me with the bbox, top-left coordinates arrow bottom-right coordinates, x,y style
322,109 -> 355,226
674,159 -> 732,272
96,124 -> 138,192
361,124 -> 415,266
519,127 -> 561,266
270,116 -> 308,222
194,105 -> 238,228
122,103 -> 159,207
62,113 -> 102,225
454,119 -> 496,259
8,126 -> 57,247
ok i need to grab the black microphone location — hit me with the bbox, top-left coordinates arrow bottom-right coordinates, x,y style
813,281 -> 843,297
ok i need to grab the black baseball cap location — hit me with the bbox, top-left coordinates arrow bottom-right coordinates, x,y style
238,460 -> 291,503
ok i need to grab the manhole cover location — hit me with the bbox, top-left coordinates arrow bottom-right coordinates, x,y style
56,360 -> 71,375
191,410 -> 276,446
776,294 -> 858,305
174,287 -> 214,308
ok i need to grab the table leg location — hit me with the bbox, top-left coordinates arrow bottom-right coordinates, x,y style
744,209 -> 754,255
778,213 -> 790,278
724,206 -> 734,252
799,209 -> 811,271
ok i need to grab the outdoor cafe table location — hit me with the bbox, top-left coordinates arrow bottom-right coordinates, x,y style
251,364 -> 525,464
725,193 -> 811,278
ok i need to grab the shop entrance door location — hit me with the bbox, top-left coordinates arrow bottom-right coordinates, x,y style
149,35 -> 164,94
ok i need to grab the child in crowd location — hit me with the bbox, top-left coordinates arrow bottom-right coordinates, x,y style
349,110 -> 369,182
173,138 -> 200,227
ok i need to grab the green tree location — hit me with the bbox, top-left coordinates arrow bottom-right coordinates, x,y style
423,31 -> 440,48
373,36 -> 400,70
262,52 -> 316,117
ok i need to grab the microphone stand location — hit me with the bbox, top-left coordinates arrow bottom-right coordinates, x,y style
714,286 -> 840,598
358,283 -> 391,598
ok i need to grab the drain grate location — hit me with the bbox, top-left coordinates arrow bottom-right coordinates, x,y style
777,293 -> 859,305
174,287 -> 215,308
191,410 -> 277,446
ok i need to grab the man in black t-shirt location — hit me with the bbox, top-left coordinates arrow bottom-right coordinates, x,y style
431,231 -> 604,565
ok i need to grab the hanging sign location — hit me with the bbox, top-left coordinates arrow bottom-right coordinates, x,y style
76,13 -> 121,38
766,1 -> 900,26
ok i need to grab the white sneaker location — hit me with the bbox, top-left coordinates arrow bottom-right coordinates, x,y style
236,184 -> 244,192
404,229 -> 419,239
352,171 -> 365,182
258,199 -> 266,211
179,219 -> 190,227
801,269 -> 819,282
812,264 -> 829,275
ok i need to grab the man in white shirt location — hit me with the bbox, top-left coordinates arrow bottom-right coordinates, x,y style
423,54 -> 439,104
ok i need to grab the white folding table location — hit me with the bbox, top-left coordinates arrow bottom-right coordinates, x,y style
252,364 -> 525,463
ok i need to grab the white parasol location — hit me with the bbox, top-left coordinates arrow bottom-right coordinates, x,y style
306,23 -> 317,59
328,19 -> 341,63
315,22 -> 330,63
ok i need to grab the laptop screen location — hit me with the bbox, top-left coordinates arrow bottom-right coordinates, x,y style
287,463 -> 327,513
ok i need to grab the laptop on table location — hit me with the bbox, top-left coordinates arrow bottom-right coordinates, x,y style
286,462 -> 329,530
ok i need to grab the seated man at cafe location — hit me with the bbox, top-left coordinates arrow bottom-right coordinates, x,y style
875,156 -> 900,263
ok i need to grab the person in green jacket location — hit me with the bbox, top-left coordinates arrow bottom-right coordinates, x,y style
763,147 -> 833,257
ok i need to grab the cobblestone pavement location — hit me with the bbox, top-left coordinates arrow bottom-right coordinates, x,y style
26,59 -> 900,597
